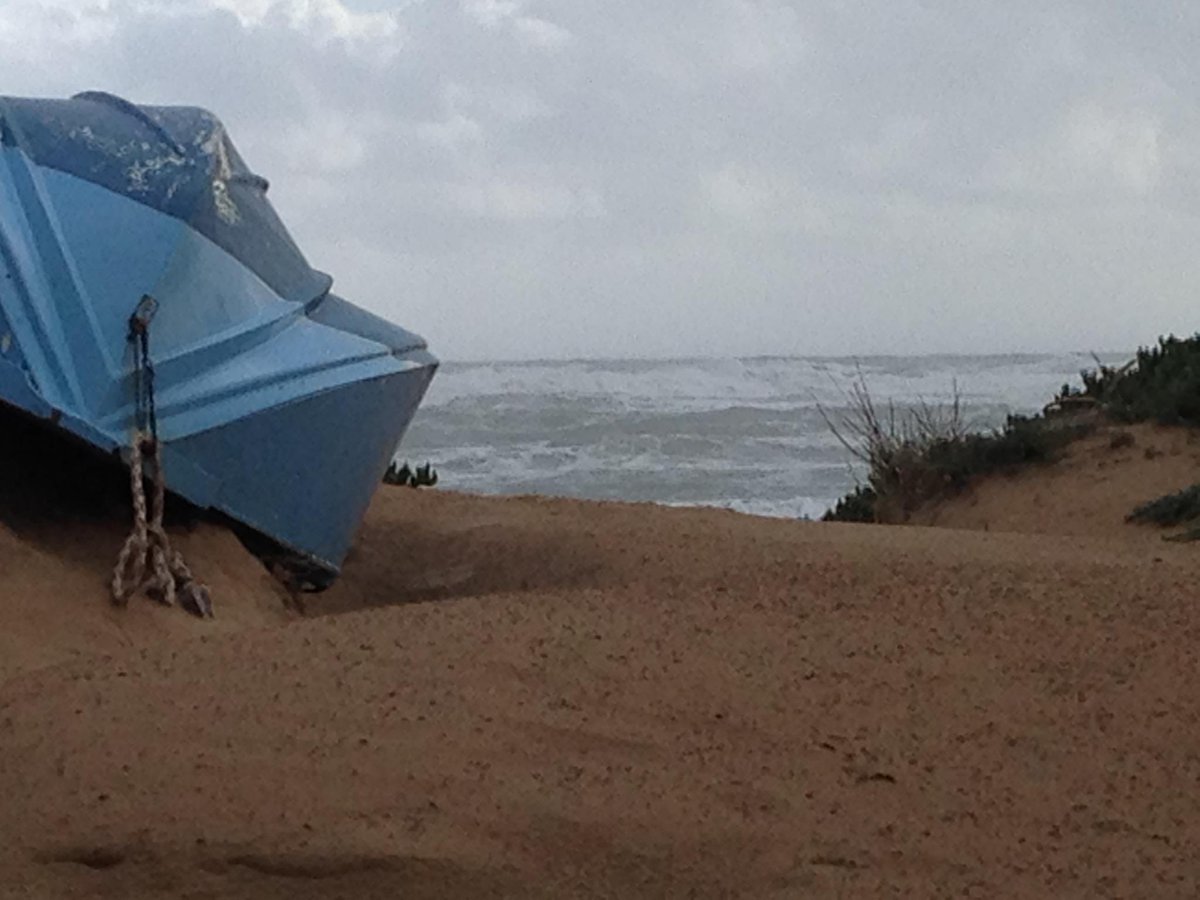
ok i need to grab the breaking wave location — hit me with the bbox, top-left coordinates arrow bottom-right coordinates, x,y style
400,352 -> 1126,519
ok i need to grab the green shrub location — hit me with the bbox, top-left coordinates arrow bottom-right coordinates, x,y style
822,485 -> 877,523
1127,483 -> 1200,527
1065,335 -> 1200,426
384,460 -> 438,488
821,378 -> 1091,523
824,334 -> 1200,525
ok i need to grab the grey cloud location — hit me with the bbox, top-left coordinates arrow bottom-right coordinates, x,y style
1,0 -> 1199,359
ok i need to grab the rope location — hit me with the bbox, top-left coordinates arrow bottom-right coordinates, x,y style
110,297 -> 213,618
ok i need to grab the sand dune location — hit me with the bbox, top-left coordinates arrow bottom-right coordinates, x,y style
0,517 -> 292,682
0,417 -> 294,684
2,439 -> 1200,897
913,421 -> 1200,540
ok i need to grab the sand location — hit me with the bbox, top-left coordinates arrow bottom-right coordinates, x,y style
912,421 -> 1200,540
2,430 -> 1200,898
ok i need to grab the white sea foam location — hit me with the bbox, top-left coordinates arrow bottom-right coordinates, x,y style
400,352 -> 1129,519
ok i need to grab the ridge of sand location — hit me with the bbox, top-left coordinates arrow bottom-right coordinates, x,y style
912,420 -> 1200,539
2,478 -> 1200,897
0,407 -> 295,683
0,516 -> 293,683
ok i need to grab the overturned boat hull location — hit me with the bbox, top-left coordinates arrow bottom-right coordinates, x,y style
0,92 -> 436,578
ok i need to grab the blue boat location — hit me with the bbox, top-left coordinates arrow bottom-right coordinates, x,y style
0,91 -> 437,582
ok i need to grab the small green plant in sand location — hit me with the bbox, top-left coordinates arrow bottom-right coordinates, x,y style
384,460 -> 439,488
821,377 -> 1090,523
822,484 -> 878,524
1127,483 -> 1200,542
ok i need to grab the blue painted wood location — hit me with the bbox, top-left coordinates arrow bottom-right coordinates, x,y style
0,92 -> 437,574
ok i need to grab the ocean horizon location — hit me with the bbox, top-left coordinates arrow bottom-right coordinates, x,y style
434,349 -> 1137,366
399,352 -> 1131,520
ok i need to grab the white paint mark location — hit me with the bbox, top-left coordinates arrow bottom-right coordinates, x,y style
200,125 -> 241,225
126,150 -> 186,193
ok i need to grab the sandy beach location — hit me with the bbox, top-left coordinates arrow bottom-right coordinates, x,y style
6,8 -> 1200,896
2,423 -> 1199,898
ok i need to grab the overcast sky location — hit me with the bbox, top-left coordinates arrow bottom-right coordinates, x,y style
2,1 -> 1198,360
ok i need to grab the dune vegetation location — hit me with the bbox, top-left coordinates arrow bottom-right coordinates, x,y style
824,334 -> 1200,528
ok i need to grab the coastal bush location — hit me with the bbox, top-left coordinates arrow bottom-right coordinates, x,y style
821,378 -> 1090,523
1127,483 -> 1200,528
823,334 -> 1200,525
821,485 -> 877,523
384,460 -> 439,488
1126,482 -> 1200,543
1057,335 -> 1200,426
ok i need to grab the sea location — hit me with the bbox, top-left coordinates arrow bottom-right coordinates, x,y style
398,353 -> 1128,521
